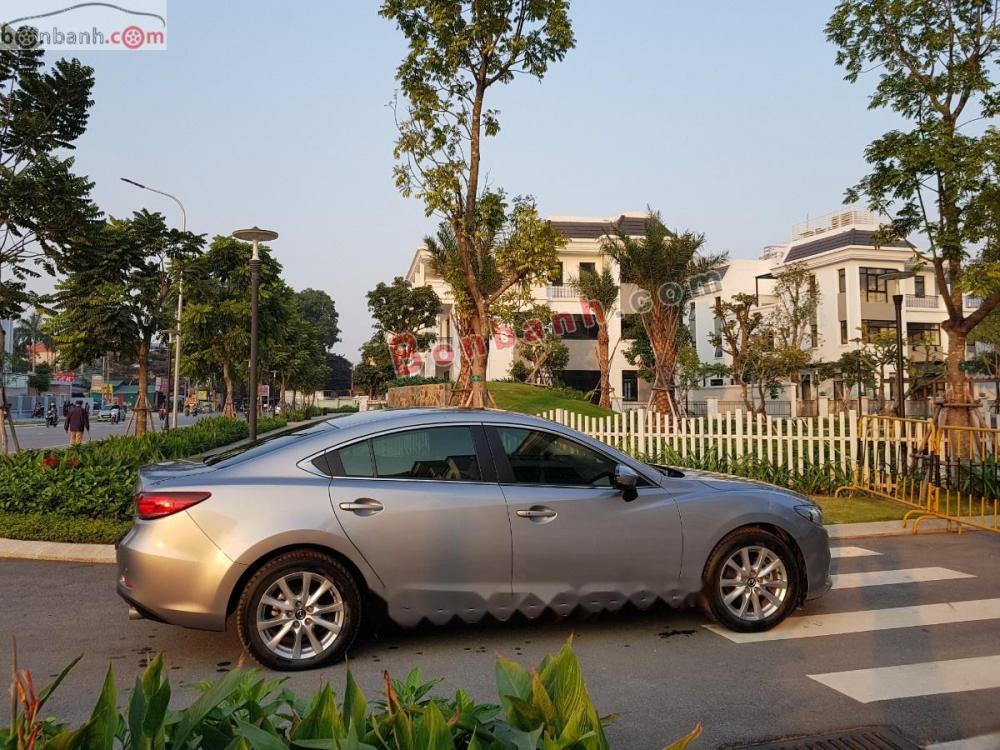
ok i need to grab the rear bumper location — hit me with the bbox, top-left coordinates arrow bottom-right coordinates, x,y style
116,512 -> 245,631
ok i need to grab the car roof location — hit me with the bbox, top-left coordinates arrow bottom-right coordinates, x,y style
319,407 -> 556,432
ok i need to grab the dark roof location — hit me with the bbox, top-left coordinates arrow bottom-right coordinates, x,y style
549,214 -> 647,240
784,229 -> 914,263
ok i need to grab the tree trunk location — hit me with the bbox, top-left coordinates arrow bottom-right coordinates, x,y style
0,326 -> 20,453
134,343 -> 150,436
462,310 -> 493,408
739,380 -> 752,414
597,324 -> 611,409
222,361 -> 235,418
645,301 -> 679,414
940,323 -> 975,426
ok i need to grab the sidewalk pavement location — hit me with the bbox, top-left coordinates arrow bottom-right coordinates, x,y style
1,518 -> 972,565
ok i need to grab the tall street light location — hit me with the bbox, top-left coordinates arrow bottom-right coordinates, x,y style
232,226 -> 278,441
121,178 -> 187,429
881,268 -> 917,419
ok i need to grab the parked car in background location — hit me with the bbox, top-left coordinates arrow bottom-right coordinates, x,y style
117,408 -> 831,671
97,403 -> 122,423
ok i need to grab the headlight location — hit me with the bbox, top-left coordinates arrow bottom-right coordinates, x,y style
795,504 -> 823,525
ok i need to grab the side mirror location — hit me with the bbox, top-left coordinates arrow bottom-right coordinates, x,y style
614,464 -> 639,502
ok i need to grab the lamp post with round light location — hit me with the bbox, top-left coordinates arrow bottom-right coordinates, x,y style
880,267 -> 917,419
232,227 -> 278,441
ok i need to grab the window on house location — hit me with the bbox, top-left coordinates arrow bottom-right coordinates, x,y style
838,268 -> 846,294
840,320 -> 848,344
579,262 -> 596,277
810,321 -> 818,348
861,319 -> 896,343
709,378 -> 724,387
553,314 -> 598,340
860,267 -> 894,303
622,370 -> 638,402
907,322 -> 940,346
549,262 -> 563,286
914,276 -> 926,298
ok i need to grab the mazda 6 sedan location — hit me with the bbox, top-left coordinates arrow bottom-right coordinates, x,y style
117,408 -> 831,671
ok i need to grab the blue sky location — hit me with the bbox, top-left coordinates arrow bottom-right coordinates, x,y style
62,1 -> 903,356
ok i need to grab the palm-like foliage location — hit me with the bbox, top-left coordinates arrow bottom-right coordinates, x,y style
601,211 -> 725,414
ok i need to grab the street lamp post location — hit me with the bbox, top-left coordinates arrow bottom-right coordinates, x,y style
121,178 -> 187,429
880,267 -> 917,420
232,227 -> 278,441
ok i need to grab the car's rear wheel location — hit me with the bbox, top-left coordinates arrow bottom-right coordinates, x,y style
236,550 -> 361,670
703,527 -> 799,632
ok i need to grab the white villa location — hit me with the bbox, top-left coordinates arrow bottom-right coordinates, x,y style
403,208 -> 986,413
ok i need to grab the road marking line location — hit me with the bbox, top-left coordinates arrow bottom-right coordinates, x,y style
830,546 -> 881,558
705,597 -> 1000,643
926,731 -> 1000,750
831,566 -> 973,589
810,654 -> 1000,703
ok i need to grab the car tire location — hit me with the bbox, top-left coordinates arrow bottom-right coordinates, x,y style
703,527 -> 800,632
236,550 -> 361,671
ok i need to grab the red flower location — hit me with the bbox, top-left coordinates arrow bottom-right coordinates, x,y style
67,456 -> 81,468
41,455 -> 59,468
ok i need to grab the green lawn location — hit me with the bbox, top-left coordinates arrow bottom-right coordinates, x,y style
488,381 -> 613,419
812,494 -> 910,525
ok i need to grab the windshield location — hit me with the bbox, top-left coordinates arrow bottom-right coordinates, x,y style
202,419 -> 339,466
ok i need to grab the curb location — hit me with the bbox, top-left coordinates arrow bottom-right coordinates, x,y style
0,537 -> 115,564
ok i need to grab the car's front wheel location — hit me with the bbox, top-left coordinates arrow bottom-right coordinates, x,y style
704,527 -> 800,632
236,550 -> 361,670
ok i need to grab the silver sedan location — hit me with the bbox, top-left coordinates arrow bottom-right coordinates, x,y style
116,408 -> 831,671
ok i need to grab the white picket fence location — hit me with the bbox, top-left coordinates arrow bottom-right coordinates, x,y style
539,407 -> 860,474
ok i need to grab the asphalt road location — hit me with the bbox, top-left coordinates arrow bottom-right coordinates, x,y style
9,413 -> 213,451
2,533 -> 999,748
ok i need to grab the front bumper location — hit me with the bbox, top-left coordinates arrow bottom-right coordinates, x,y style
799,521 -> 832,601
116,512 -> 245,631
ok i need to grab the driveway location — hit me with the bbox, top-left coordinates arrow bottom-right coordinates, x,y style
2,533 -> 999,748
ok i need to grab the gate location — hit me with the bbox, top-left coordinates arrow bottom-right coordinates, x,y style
835,415 -> 1000,534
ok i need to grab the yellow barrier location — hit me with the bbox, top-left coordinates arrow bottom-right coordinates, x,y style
835,415 -> 1000,534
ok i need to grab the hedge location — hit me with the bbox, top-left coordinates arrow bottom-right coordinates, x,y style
0,416 -> 287,523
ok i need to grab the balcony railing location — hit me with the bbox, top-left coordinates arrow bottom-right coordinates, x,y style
965,296 -> 984,309
546,285 -> 579,299
905,294 -> 940,309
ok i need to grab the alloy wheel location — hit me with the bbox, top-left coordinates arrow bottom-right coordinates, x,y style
255,571 -> 345,661
718,545 -> 789,622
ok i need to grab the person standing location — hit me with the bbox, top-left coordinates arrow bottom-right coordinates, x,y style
64,400 -> 90,446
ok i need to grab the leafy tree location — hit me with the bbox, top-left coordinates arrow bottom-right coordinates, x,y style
571,265 -> 619,408
13,311 -> 50,373
602,211 -> 725,414
294,288 -> 341,351
820,346 -> 879,404
50,211 -> 203,434
366,276 -> 441,378
26,362 -> 51,395
710,293 -> 764,413
674,342 -> 727,415
353,334 -> 397,397
383,0 -> 574,406
827,1 -> 1000,421
861,328 -> 901,413
180,236 -> 286,417
770,263 -> 821,358
508,303 -> 569,386
0,33 -> 100,449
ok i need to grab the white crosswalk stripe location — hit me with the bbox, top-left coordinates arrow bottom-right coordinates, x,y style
809,654 -> 1000,703
829,546 -> 881,559
830,566 -> 974,589
705,597 -> 1000,643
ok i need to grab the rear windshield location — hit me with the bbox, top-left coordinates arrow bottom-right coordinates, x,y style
202,419 -> 339,466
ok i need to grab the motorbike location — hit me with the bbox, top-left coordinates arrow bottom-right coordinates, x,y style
46,411 -> 58,427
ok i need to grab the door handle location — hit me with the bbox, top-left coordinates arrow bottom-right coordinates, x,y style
516,507 -> 557,519
339,498 -> 384,514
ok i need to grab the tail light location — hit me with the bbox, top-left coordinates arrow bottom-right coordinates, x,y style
135,491 -> 211,520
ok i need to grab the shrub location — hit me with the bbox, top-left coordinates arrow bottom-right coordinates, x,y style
0,416 -> 289,523
0,513 -> 131,544
388,375 -> 447,388
509,360 -> 530,383
2,640 -> 702,749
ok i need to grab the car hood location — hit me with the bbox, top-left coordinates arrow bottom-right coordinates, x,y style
651,464 -> 810,503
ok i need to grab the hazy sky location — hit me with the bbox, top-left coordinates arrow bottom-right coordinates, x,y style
53,1 -> 902,356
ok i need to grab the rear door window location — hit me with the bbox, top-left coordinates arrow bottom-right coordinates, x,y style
371,426 -> 482,481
